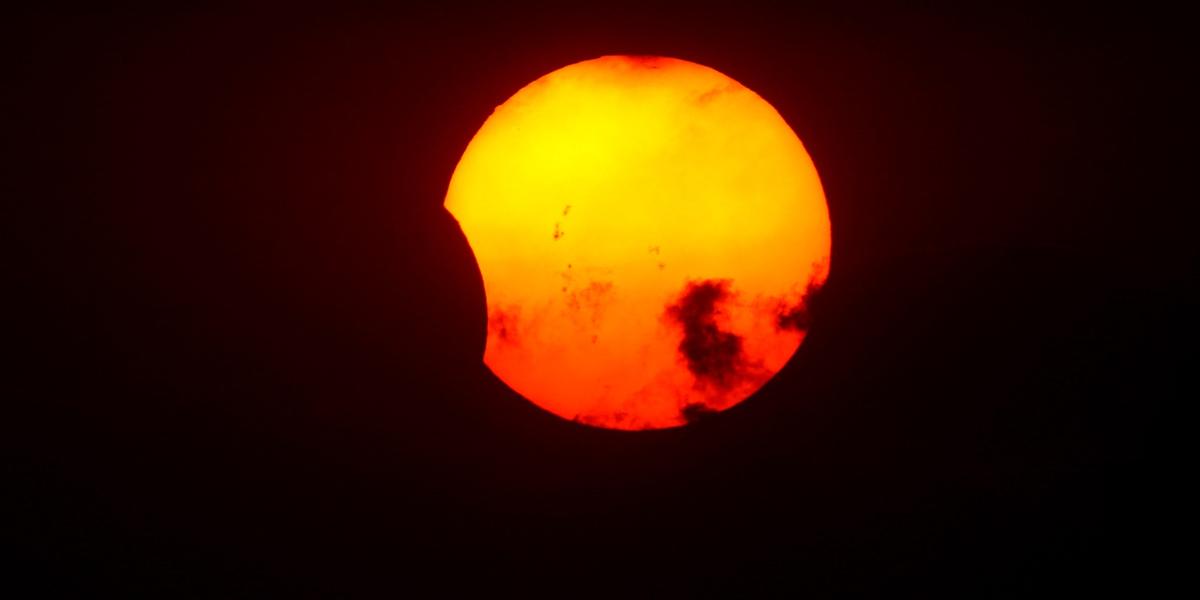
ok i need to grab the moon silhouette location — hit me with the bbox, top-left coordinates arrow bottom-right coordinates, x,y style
445,55 -> 831,430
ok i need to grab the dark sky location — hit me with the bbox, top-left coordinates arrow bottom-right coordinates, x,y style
9,4 -> 1188,597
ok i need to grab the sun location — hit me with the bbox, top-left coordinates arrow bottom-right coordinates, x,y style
445,55 -> 830,430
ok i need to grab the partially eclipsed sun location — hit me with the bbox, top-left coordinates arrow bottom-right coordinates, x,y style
445,55 -> 831,430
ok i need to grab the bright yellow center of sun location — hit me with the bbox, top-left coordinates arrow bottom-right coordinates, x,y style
445,55 -> 831,430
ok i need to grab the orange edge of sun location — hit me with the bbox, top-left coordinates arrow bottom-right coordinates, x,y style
444,55 -> 831,430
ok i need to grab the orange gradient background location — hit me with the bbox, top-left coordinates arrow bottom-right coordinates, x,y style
445,56 -> 830,430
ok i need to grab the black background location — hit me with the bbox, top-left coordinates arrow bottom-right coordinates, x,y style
9,3 -> 1189,597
